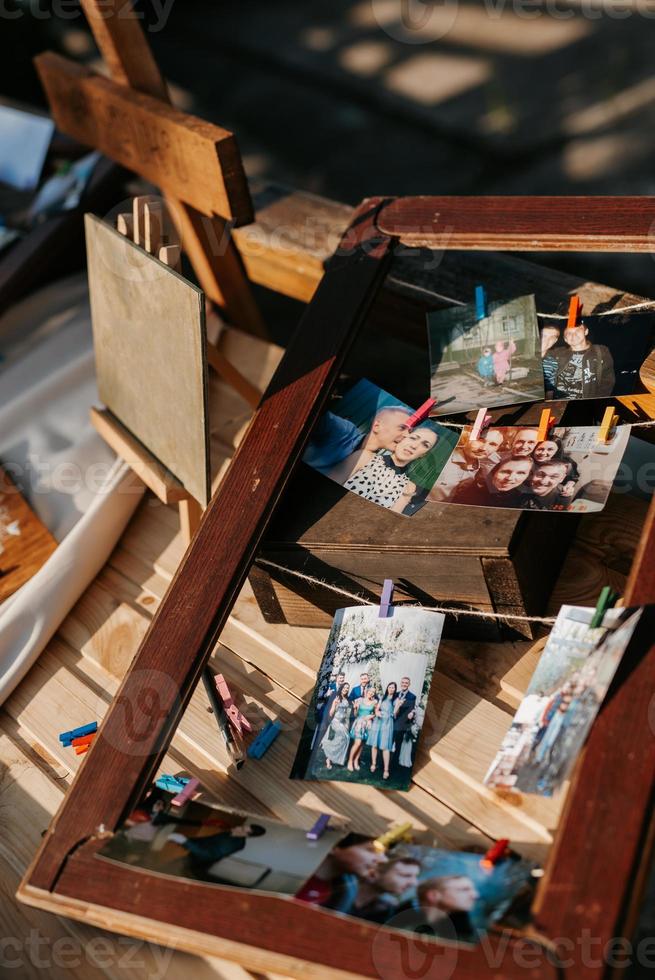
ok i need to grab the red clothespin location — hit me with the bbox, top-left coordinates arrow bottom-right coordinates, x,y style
71,732 -> 96,748
215,673 -> 252,737
567,296 -> 582,327
172,776 -> 201,807
481,838 -> 510,869
598,406 -> 618,445
470,408 -> 492,441
537,408 -> 555,443
379,579 -> 393,618
406,398 -> 436,429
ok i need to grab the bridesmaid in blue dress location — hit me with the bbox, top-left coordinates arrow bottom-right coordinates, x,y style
369,682 -> 398,780
347,688 -> 378,772
320,682 -> 352,769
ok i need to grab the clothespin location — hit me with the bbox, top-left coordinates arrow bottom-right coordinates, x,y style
75,744 -> 90,756
247,720 -> 281,759
590,586 -> 618,629
379,579 -> 393,618
214,673 -> 252,737
172,776 -> 200,807
481,838 -> 510,869
470,408 -> 492,441
373,822 -> 413,853
155,774 -> 190,794
537,408 -> 555,443
307,814 -> 331,841
475,285 -> 487,321
567,295 -> 582,327
598,406 -> 618,445
71,733 -> 96,748
406,398 -> 436,429
59,721 -> 97,745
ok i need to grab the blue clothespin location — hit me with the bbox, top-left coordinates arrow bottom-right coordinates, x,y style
307,814 -> 331,841
155,774 -> 190,794
247,720 -> 281,759
590,586 -> 618,629
59,721 -> 97,745
379,579 -> 393,618
475,285 -> 487,321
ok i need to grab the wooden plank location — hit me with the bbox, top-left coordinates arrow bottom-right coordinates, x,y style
35,53 -> 252,225
0,466 -> 57,601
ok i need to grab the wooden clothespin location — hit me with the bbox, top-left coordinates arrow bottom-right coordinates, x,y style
481,838 -> 510,869
172,776 -> 200,807
59,721 -> 97,746
373,822 -> 413,853
406,398 -> 436,429
215,673 -> 252,737
247,720 -> 281,759
590,586 -> 618,629
567,295 -> 582,327
475,285 -> 487,321
71,733 -> 96,748
598,406 -> 618,445
307,814 -> 331,841
379,579 -> 393,618
537,408 -> 555,443
470,408 -> 492,441
75,744 -> 90,756
155,774 -> 189,794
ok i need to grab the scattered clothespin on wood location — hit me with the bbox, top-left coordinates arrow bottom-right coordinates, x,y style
379,579 -> 394,618
475,284 -> 487,321
71,733 -> 96,748
470,407 -> 492,441
75,744 -> 90,756
406,398 -> 436,429
247,720 -> 281,759
481,838 -> 510,868
598,406 -> 619,445
567,295 -> 582,327
214,673 -> 252,737
59,721 -> 97,746
307,814 -> 331,841
171,776 -> 201,807
537,408 -> 555,443
373,822 -> 413,853
155,774 -> 190,794
590,585 -> 618,629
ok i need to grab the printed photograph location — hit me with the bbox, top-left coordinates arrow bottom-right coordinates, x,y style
296,839 -> 534,947
290,605 -> 444,792
430,423 -> 631,512
484,606 -> 643,796
98,788 -> 340,896
302,379 -> 459,516
427,295 -> 545,415
540,311 -> 655,400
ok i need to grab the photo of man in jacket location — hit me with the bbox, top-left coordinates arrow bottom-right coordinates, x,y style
551,322 -> 615,398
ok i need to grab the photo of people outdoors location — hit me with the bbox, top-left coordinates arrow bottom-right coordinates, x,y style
302,379 -> 458,516
540,312 -> 654,400
430,423 -> 630,512
427,295 -> 545,415
290,605 -> 444,791
485,606 -> 643,796
296,839 -> 534,947
98,790 -> 339,895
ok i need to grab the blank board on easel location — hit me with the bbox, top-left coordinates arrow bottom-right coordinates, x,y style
85,213 -> 210,507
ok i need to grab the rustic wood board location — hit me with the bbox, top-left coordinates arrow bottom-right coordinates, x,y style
0,467 -> 57,603
85,213 -> 211,506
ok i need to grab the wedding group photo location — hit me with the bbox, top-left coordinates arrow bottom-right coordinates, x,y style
427,296 -> 545,416
296,838 -> 534,947
291,605 -> 444,791
302,379 -> 458,516
431,423 -> 631,512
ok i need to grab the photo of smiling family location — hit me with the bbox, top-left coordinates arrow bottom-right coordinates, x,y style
290,605 -> 444,791
430,423 -> 630,512
302,379 -> 459,516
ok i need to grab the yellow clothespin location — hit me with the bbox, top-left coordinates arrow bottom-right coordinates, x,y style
598,406 -> 618,445
373,822 -> 413,853
537,408 -> 554,443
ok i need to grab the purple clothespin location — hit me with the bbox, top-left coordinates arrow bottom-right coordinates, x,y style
171,776 -> 200,807
307,814 -> 331,841
379,579 -> 393,618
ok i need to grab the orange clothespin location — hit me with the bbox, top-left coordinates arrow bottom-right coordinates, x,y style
215,673 -> 252,737
598,406 -> 618,444
537,409 -> 555,443
567,296 -> 582,327
71,732 -> 96,748
75,744 -> 90,756
470,408 -> 491,441
481,838 -> 510,869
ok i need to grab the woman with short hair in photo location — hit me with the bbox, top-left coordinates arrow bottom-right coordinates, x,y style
348,686 -> 378,772
320,682 -> 352,771
448,456 -> 535,508
368,681 -> 398,780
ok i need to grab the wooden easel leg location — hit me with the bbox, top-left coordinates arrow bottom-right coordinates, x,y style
179,497 -> 203,546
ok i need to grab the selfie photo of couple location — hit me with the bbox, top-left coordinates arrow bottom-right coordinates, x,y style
291,605 -> 444,791
296,837 -> 534,947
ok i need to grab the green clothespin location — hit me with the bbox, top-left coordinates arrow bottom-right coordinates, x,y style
590,586 -> 618,629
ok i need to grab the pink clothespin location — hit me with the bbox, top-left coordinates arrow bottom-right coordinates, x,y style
379,579 -> 393,618
171,776 -> 200,807
215,673 -> 252,737
470,408 -> 491,441
406,398 -> 436,429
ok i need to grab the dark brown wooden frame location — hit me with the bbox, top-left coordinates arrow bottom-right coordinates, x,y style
18,196 -> 655,979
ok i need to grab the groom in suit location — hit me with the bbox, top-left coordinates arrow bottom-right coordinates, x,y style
393,676 -> 417,767
348,673 -> 370,702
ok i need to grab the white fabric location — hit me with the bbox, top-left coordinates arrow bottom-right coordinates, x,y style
0,274 -> 145,705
